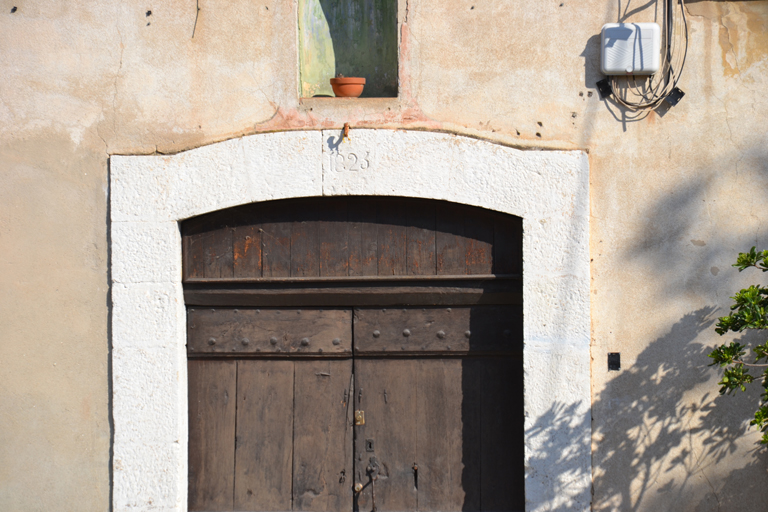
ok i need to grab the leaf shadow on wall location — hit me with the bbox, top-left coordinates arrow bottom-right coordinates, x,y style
594,307 -> 735,511
587,147 -> 768,510
529,308 -> 768,511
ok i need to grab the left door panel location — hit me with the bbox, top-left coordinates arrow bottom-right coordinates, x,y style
188,308 -> 353,512
234,359 -> 353,511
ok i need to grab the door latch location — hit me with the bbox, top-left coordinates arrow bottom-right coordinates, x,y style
366,457 -> 380,512
354,410 -> 365,426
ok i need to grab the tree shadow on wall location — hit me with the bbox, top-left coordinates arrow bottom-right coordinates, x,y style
525,401 -> 592,512
528,308 -> 768,511
593,307 -> 716,510
585,145 -> 768,510
591,310 -> 768,511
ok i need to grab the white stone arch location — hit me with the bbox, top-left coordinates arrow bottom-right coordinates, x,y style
110,129 -> 591,511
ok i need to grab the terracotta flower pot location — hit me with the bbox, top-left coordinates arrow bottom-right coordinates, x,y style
330,77 -> 366,98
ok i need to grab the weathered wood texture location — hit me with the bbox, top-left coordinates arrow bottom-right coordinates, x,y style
186,198 -> 524,512
184,276 -> 522,308
415,358 -> 469,511
353,356 -> 523,512
347,199 -> 378,276
353,358 -> 418,512
188,360 -> 237,511
182,197 -> 522,281
187,308 -> 352,357
293,359 -> 353,511
234,360 -> 294,511
185,214 -> 235,279
353,306 -> 523,356
190,359 -> 355,512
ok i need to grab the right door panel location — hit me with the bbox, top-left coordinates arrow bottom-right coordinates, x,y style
352,307 -> 524,512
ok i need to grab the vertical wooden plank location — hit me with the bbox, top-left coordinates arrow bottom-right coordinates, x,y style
188,360 -> 237,512
234,360 -> 295,511
377,200 -> 408,276
233,224 -> 262,278
184,212 -> 231,280
261,211 -> 292,278
480,357 -> 524,511
406,203 -> 436,275
318,200 -> 350,277
202,228 -> 235,278
493,214 -> 523,275
353,359 -> 418,512
184,232 -> 206,279
464,209 -> 494,275
348,199 -> 378,277
436,203 -> 468,276
293,359 -> 353,511
459,358 -> 483,512
292,203 -> 320,277
415,358 -> 468,511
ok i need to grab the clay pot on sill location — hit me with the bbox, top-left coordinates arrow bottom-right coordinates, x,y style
330,76 -> 366,98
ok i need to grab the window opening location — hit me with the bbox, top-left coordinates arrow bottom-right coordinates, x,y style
299,0 -> 398,98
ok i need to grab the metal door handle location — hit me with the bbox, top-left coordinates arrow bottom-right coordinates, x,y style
366,458 -> 380,512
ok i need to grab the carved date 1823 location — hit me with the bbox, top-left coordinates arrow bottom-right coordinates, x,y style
334,151 -> 372,172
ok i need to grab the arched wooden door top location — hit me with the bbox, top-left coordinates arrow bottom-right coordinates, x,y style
184,197 -> 525,512
182,196 -> 522,279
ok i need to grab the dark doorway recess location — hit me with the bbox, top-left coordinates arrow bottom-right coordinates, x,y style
183,197 -> 524,512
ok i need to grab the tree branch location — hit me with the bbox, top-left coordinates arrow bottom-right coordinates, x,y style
734,359 -> 768,368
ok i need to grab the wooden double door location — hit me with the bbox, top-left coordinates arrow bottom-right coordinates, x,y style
183,197 -> 524,512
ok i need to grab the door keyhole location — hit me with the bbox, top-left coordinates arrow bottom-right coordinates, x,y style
412,463 -> 418,490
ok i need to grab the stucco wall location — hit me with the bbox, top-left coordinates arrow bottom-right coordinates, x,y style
1,0 -> 767,510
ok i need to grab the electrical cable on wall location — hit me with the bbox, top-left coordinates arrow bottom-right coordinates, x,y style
598,0 -> 688,113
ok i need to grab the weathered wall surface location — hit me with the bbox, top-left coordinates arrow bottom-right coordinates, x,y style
1,0 -> 767,510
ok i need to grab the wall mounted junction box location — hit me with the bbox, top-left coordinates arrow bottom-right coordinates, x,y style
601,23 -> 661,75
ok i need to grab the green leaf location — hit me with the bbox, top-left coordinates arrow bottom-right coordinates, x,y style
711,249 -> 768,446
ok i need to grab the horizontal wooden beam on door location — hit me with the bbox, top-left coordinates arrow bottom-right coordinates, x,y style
188,305 -> 523,359
188,308 -> 352,356
183,275 -> 522,307
183,274 -> 521,284
353,305 -> 522,355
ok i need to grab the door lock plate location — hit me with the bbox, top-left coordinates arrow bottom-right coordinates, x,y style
354,410 -> 365,425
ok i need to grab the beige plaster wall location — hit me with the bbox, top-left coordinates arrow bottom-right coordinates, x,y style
1,0 -> 766,509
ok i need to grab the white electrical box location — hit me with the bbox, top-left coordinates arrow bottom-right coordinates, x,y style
601,23 -> 661,75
